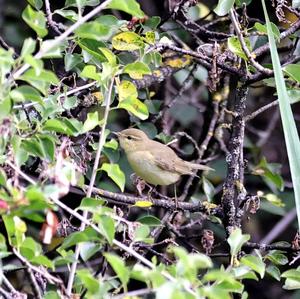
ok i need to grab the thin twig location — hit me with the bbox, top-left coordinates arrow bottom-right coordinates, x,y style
66,78 -> 115,295
229,9 -> 272,75
5,161 -> 198,297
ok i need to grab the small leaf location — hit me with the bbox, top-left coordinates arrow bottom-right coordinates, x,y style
82,111 -> 99,133
134,201 -> 153,208
240,253 -> 265,278
266,264 -> 281,281
98,47 -> 117,66
254,22 -> 280,42
10,85 -> 42,103
265,250 -> 288,265
118,97 -> 149,120
100,163 -> 125,192
107,0 -> 145,18
228,228 -> 250,259
75,21 -> 112,41
80,65 -> 101,81
97,215 -> 115,245
137,215 -> 161,226
284,64 -> 300,83
202,177 -> 214,202
104,253 -> 130,288
112,32 -> 144,51
214,0 -> 234,16
123,62 -> 151,79
20,38 -> 36,59
22,5 -> 48,37
228,36 -> 251,60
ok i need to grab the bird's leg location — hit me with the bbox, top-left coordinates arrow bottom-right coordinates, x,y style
130,173 -> 146,197
147,185 -> 157,200
174,185 -> 178,209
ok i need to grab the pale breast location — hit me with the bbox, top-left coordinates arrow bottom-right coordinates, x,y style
127,151 -> 180,185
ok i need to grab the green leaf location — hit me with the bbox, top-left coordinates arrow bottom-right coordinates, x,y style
282,268 -> 300,290
283,64 -> 300,83
133,224 -> 151,242
27,0 -> 43,9
240,253 -> 265,278
0,98 -> 12,121
43,118 -> 81,136
24,55 -> 44,76
265,250 -> 288,265
20,38 -> 36,59
75,21 -> 112,41
60,227 -> 100,249
228,36 -> 251,61
82,111 -> 99,133
262,0 -> 300,230
40,39 -> 65,58
214,0 -> 234,16
22,5 -> 48,37
80,65 -> 101,81
107,0 -> 145,18
123,62 -> 151,79
19,69 -> 59,95
97,215 -> 115,245
21,138 -> 45,159
118,97 -> 149,120
77,269 -> 100,294
104,253 -> 130,288
100,163 -> 125,192
64,53 -> 82,71
98,47 -> 117,66
266,264 -> 281,281
10,86 -> 42,104
112,32 -> 144,51
77,39 -> 107,62
254,22 -> 280,42
202,177 -> 214,202
137,215 -> 161,226
37,135 -> 55,162
252,157 -> 284,191
227,228 -> 250,260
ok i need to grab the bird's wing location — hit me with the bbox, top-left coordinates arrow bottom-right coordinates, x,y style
149,142 -> 193,175
150,140 -> 213,174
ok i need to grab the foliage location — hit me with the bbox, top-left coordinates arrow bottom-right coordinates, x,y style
0,0 -> 300,298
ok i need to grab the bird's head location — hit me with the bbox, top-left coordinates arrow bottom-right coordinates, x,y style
114,128 -> 149,153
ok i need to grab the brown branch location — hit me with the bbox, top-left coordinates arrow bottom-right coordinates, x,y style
221,85 -> 248,234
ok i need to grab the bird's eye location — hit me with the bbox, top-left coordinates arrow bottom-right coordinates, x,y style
127,136 -> 132,140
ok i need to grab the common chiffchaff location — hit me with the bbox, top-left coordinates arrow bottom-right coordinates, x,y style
115,128 -> 212,186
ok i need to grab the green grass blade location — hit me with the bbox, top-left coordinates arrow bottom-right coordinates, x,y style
261,0 -> 300,230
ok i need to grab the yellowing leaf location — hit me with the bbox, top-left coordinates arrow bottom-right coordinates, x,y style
118,80 -> 138,101
118,97 -> 149,120
134,201 -> 153,208
98,47 -> 117,66
112,32 -> 144,51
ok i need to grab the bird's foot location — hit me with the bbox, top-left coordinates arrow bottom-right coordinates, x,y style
130,174 -> 146,197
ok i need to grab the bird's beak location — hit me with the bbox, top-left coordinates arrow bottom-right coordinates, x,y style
111,131 -> 121,137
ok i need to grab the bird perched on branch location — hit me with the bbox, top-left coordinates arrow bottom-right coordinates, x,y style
115,128 -> 212,187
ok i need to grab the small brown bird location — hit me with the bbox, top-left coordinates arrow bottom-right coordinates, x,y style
115,128 -> 212,186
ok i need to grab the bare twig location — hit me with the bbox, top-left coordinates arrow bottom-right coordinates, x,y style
66,77 -> 115,295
